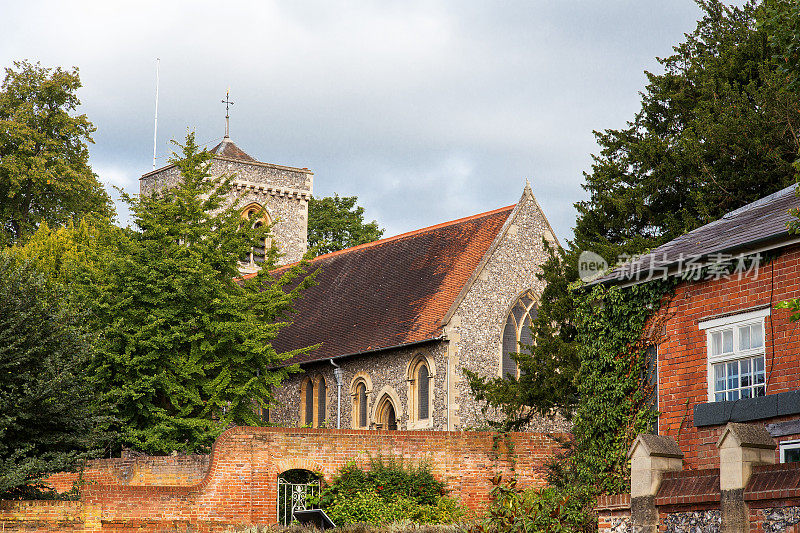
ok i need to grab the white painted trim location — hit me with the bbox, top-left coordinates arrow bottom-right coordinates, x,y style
780,440 -> 800,463
699,307 -> 770,330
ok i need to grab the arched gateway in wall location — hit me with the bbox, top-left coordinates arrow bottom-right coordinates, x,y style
27,426 -> 566,532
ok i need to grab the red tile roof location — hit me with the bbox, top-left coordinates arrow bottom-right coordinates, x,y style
270,205 -> 515,365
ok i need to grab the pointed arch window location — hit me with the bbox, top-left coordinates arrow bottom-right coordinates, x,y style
240,203 -> 271,267
304,380 -> 314,426
300,376 -> 328,428
356,382 -> 367,428
376,395 -> 398,430
502,290 -> 537,378
317,378 -> 327,427
407,354 -> 434,428
417,364 -> 429,420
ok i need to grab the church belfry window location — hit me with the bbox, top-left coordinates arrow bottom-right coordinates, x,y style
240,203 -> 271,268
501,290 -> 537,378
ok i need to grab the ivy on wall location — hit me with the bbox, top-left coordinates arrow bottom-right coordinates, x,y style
566,280 -> 675,496
479,278 -> 677,532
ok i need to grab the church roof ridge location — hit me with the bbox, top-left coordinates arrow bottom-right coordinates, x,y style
242,204 -> 515,281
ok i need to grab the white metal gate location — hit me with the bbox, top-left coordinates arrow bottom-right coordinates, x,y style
277,476 -> 320,525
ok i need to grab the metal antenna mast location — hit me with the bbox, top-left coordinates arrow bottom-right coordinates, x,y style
222,88 -> 234,138
152,58 -> 160,170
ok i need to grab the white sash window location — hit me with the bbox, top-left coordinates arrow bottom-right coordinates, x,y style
699,308 -> 769,403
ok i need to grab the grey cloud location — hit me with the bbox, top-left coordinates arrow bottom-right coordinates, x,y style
2,0 -> 734,242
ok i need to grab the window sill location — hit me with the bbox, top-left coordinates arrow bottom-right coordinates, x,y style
694,389 -> 800,427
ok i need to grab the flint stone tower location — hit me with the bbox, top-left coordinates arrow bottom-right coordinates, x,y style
140,137 -> 313,268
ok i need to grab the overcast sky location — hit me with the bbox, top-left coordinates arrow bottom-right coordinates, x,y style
2,1 -> 732,242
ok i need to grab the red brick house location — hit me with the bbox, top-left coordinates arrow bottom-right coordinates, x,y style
593,184 -> 800,467
592,184 -> 800,532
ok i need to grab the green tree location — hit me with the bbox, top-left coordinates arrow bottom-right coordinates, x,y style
94,133 -> 316,454
472,1 -> 800,529
575,0 -> 799,264
0,252 -> 106,498
10,214 -> 130,313
0,60 -> 113,247
307,194 -> 383,256
472,0 -> 800,428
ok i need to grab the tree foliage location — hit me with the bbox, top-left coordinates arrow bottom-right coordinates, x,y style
575,0 -> 800,263
471,0 -> 800,427
0,60 -> 112,247
307,194 -> 383,256
92,133 -> 316,454
471,1 -> 800,529
10,214 -> 130,312
0,253 -> 106,498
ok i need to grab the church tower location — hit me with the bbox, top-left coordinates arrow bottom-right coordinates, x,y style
139,136 -> 313,268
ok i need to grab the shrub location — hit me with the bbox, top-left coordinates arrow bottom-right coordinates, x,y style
318,456 -> 467,526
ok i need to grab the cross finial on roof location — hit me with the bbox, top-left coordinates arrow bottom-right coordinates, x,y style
221,88 -> 234,138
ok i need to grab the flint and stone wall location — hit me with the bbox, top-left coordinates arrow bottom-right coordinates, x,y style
445,191 -> 565,431
271,191 -> 571,434
140,157 -> 313,265
271,340 -> 450,430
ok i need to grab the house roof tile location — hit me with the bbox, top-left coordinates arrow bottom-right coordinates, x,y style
590,184 -> 800,287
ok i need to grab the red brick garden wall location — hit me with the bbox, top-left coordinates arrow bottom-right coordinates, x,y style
656,244 -> 800,469
1,426 -> 567,532
44,454 -> 210,493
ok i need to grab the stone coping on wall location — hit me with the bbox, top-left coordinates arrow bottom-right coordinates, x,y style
744,462 -> 800,502
597,463 -> 800,513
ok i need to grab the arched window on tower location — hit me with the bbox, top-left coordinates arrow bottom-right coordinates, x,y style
501,290 -> 538,378
240,203 -> 271,267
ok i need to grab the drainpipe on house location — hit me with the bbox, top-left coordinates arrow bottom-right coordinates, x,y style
330,359 -> 343,429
